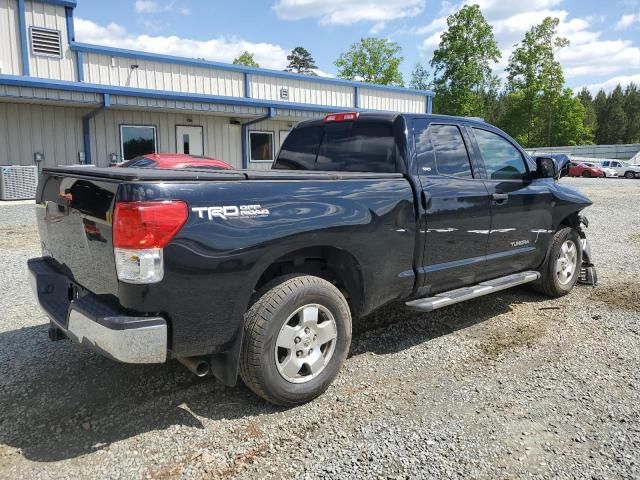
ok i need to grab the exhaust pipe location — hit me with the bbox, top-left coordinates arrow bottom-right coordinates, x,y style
177,356 -> 210,377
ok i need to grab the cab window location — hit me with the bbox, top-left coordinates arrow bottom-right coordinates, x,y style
472,128 -> 528,181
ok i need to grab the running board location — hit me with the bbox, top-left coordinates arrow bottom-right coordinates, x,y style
405,271 -> 540,312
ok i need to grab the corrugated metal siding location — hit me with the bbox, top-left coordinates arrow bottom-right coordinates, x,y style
109,94 -> 265,116
359,88 -> 425,113
0,84 -> 101,104
0,0 -> 21,75
24,0 -> 76,81
90,110 -> 243,168
250,74 -> 354,108
82,53 -> 245,98
0,102 -> 86,167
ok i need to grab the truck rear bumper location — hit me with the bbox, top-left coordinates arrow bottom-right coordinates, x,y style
28,258 -> 167,364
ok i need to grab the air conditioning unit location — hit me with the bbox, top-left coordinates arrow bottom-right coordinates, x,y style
0,166 -> 38,200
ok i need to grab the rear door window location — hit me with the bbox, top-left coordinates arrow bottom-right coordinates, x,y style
316,122 -> 396,172
429,124 -> 473,178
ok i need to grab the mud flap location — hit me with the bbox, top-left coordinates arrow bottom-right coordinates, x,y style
208,326 -> 244,386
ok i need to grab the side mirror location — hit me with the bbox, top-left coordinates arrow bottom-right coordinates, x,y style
536,155 -> 569,180
536,157 -> 556,179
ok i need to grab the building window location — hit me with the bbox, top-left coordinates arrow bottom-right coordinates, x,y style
120,125 -> 157,161
30,27 -> 62,58
249,131 -> 274,163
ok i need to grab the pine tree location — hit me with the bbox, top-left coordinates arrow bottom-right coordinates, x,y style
285,47 -> 318,75
576,88 -> 597,143
593,89 -> 608,144
605,85 -> 628,144
623,83 -> 640,143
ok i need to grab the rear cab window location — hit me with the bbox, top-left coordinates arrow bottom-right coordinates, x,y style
273,119 -> 399,173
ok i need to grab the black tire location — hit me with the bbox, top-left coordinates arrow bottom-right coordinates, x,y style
582,171 -> 591,178
624,171 -> 636,179
239,275 -> 352,406
534,227 -> 582,298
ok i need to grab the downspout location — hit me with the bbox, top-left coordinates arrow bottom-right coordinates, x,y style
17,0 -> 29,76
82,93 -> 110,165
241,107 -> 275,169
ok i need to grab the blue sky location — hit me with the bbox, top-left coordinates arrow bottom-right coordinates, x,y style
73,0 -> 640,93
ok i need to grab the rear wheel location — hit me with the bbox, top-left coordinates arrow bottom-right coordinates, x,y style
239,275 -> 352,406
534,227 -> 582,298
624,171 -> 636,179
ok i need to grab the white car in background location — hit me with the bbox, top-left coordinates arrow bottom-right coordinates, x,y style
601,160 -> 640,179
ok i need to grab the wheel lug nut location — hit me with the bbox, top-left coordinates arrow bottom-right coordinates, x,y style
294,337 -> 301,344
309,348 -> 313,354
305,327 -> 310,334
296,351 -> 303,357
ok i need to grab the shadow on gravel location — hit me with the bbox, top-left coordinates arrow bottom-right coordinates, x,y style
0,287 -> 552,463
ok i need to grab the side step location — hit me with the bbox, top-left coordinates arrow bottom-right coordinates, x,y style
405,271 -> 540,312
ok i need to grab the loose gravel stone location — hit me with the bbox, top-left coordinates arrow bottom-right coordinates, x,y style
0,178 -> 638,479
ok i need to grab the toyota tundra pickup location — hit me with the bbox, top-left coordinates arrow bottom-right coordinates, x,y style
28,112 -> 596,406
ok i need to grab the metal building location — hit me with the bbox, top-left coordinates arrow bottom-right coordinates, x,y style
0,0 -> 434,170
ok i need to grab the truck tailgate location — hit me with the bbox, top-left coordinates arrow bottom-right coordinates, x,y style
36,171 -> 120,295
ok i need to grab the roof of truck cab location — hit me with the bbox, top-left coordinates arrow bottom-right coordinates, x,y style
298,112 -> 490,128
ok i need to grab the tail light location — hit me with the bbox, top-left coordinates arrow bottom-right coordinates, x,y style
113,201 -> 188,284
324,112 -> 359,123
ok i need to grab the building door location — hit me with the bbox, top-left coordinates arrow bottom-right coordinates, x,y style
176,125 -> 204,155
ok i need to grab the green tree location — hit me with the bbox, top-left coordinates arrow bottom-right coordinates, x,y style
430,4 -> 501,117
505,17 -> 569,146
335,38 -> 404,86
285,47 -> 318,75
232,51 -> 259,68
409,63 -> 431,90
604,85 -> 628,144
593,89 -> 608,144
576,87 -> 597,144
552,88 -> 592,146
623,83 -> 640,143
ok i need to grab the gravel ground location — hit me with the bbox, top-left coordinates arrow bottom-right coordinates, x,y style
0,178 -> 639,479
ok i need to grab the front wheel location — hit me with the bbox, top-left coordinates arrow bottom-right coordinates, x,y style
582,171 -> 591,178
534,227 -> 582,298
239,275 -> 352,406
624,171 -> 636,179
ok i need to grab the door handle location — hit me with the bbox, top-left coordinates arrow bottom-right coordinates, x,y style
492,192 -> 509,204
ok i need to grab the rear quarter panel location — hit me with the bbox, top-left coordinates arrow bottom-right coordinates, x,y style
118,177 -> 417,357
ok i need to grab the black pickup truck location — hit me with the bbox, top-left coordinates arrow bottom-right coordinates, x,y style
28,112 -> 596,405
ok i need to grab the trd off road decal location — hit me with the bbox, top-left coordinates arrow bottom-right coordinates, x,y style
192,204 -> 270,221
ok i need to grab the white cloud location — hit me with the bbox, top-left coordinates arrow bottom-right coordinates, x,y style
583,73 -> 640,94
615,12 -> 640,30
74,17 -> 290,70
134,1 -> 190,15
273,0 -> 425,26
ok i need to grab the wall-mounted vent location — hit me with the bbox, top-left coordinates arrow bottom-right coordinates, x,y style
30,27 -> 62,58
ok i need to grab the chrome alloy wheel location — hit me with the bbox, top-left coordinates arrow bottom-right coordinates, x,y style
556,240 -> 578,285
274,304 -> 338,384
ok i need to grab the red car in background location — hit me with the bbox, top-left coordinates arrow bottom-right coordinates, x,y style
567,161 -> 604,178
117,153 -> 233,170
